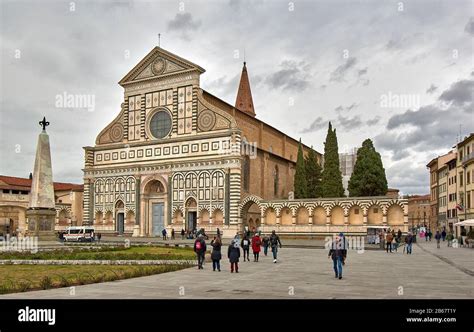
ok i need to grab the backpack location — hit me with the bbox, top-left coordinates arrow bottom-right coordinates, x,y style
195,241 -> 202,250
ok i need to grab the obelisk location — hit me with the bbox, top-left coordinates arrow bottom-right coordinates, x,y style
26,117 -> 57,240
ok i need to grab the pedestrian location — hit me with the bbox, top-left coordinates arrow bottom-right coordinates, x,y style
262,234 -> 270,256
193,234 -> 207,270
97,232 -> 102,243
251,232 -> 262,262
269,230 -> 282,263
435,230 -> 441,249
386,232 -> 393,253
441,229 -> 446,241
446,232 -> 454,247
210,236 -> 222,272
181,228 -> 185,240
217,228 -> 221,238
397,229 -> 402,240
328,233 -> 347,280
405,232 -> 413,254
228,238 -> 240,273
428,229 -> 432,241
241,235 -> 250,262
394,234 -> 400,252
162,228 -> 167,240
171,228 -> 175,240
379,231 -> 385,250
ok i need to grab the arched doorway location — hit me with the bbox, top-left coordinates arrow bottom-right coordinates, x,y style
115,200 -> 125,234
185,197 -> 197,231
143,178 -> 167,236
241,199 -> 260,233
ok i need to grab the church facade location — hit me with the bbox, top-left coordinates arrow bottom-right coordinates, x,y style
83,47 -> 408,238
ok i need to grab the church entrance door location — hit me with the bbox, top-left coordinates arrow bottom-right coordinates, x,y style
152,202 -> 164,236
187,211 -> 197,231
117,213 -> 124,235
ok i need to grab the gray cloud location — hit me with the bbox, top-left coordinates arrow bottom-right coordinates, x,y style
167,13 -> 201,40
426,84 -> 438,94
376,76 -> 473,155
265,60 -> 312,91
465,17 -> 474,35
438,79 -> 473,106
337,115 -> 362,130
330,57 -> 357,82
301,117 -> 327,133
366,116 -> 381,126
335,103 -> 359,113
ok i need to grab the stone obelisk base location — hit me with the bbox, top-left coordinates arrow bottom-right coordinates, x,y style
26,208 -> 57,241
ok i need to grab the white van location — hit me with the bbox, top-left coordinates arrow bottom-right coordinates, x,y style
63,226 -> 95,242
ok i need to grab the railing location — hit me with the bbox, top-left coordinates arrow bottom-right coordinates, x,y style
462,152 -> 474,164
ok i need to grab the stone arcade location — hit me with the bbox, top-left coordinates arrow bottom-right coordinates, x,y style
83,47 -> 407,238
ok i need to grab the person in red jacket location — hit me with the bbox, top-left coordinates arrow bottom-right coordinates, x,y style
251,233 -> 262,262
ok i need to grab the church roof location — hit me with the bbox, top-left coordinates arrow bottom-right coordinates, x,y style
235,62 -> 256,117
0,175 -> 83,192
118,47 -> 205,87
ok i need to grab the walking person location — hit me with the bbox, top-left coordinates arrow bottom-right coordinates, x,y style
385,232 -> 393,253
241,235 -> 250,262
394,234 -> 400,252
216,228 -> 221,238
328,233 -> 347,280
405,232 -> 413,254
171,228 -> 175,240
181,228 -> 185,240
435,230 -> 441,249
228,238 -> 240,273
251,232 -> 262,262
193,234 -> 207,269
269,230 -> 282,263
162,228 -> 167,240
210,236 -> 222,272
97,232 -> 102,243
441,229 -> 446,241
262,234 -> 270,256
446,231 -> 454,247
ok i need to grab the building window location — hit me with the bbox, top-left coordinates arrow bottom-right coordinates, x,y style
468,171 -> 471,185
468,191 -> 472,209
460,172 -> 463,186
149,110 -> 172,139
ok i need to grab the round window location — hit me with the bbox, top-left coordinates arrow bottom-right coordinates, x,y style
149,110 -> 172,139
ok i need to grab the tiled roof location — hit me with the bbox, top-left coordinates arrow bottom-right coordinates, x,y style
0,175 -> 83,191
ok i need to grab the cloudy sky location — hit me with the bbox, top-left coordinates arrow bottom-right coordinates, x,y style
0,0 -> 472,195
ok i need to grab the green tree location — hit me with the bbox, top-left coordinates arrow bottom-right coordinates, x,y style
348,139 -> 388,197
305,146 -> 322,198
321,122 -> 345,197
294,139 -> 307,199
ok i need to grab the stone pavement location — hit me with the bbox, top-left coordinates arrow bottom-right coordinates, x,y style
1,242 -> 472,299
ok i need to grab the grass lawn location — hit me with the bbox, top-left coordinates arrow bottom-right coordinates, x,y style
0,263 -> 192,294
0,245 -> 197,260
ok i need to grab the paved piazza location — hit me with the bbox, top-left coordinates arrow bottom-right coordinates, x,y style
1,241 -> 472,299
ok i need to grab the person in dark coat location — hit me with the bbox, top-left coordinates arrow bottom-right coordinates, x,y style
328,233 -> 347,279
210,236 -> 222,272
227,239 -> 240,273
241,235 -> 250,262
171,228 -> 175,240
162,228 -> 167,240
405,232 -> 413,254
441,229 -> 447,241
435,230 -> 441,249
181,228 -> 185,240
251,233 -> 262,262
193,235 -> 207,269
269,230 -> 282,263
262,235 -> 270,256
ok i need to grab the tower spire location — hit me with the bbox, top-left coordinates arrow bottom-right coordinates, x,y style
235,61 -> 255,117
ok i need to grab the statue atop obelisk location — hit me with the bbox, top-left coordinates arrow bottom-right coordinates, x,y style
26,117 -> 57,240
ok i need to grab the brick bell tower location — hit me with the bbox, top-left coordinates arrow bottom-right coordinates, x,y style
235,62 -> 256,117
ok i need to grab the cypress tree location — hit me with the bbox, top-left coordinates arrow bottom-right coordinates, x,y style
321,122 -> 345,197
305,146 -> 322,198
348,138 -> 388,197
294,139 -> 307,199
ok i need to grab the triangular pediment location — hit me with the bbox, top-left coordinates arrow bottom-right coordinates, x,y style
119,47 -> 205,86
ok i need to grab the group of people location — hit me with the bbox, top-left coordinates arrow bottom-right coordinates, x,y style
193,230 -> 282,273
